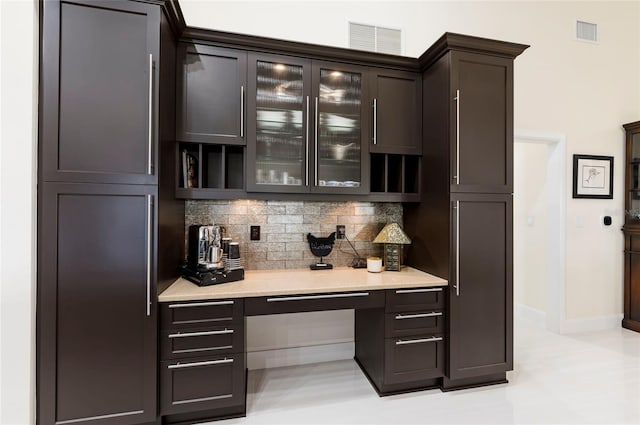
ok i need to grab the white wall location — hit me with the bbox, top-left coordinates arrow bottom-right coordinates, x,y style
181,0 -> 640,322
0,0 -> 38,424
514,142 -> 548,313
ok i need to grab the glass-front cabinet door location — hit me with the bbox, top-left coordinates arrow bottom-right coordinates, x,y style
626,124 -> 640,223
311,63 -> 368,194
247,54 -> 312,193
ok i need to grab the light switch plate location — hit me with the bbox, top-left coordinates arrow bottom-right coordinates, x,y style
250,225 -> 260,241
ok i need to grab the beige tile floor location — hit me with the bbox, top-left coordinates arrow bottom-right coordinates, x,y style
214,320 -> 640,424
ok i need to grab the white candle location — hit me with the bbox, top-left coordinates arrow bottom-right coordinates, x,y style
367,256 -> 382,273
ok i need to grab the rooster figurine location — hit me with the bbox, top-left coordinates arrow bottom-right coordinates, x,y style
307,232 -> 336,270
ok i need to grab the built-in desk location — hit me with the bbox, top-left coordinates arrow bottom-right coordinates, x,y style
158,267 -> 448,424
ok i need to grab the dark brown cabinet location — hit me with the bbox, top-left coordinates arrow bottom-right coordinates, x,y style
38,183 -> 158,425
40,0 -> 160,185
369,69 -> 422,155
159,300 -> 246,422
176,44 -> 247,144
355,287 -> 446,395
38,2 -> 183,425
451,51 -> 513,194
622,121 -> 640,333
404,33 -> 527,391
246,53 -> 369,194
447,193 -> 513,381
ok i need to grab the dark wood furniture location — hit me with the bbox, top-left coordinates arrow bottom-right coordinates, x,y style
355,287 -> 446,395
37,1 -> 183,425
369,69 -> 422,155
403,34 -> 527,390
623,121 -> 640,333
174,43 -> 422,202
158,280 -> 447,422
159,300 -> 246,423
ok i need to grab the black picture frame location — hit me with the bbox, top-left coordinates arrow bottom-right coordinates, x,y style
572,154 -> 613,199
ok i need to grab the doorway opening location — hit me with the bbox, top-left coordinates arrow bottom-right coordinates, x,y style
514,130 -> 566,333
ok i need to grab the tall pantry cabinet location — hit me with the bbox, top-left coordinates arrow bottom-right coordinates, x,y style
404,34 -> 528,389
37,1 -> 183,425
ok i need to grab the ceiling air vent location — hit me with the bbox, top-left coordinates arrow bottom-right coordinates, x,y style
576,20 -> 598,43
349,22 -> 402,55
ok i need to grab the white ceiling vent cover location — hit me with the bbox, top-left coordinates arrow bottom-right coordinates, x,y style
349,22 -> 402,55
576,20 -> 598,43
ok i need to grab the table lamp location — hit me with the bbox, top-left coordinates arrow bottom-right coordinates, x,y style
372,223 -> 411,271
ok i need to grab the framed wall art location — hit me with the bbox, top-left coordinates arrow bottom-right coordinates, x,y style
572,154 -> 613,199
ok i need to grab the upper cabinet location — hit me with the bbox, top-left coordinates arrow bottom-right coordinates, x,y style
450,51 -> 513,194
176,44 -> 247,144
246,53 -> 369,194
369,69 -> 422,155
312,62 -> 369,194
40,0 -> 160,185
246,53 -> 312,193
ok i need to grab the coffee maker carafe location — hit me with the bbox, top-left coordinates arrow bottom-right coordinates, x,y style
188,225 -> 224,270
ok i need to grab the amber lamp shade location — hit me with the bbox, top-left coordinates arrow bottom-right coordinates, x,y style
372,223 -> 411,271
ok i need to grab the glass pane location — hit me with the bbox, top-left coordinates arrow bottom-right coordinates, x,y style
632,133 -> 640,160
255,61 -> 305,186
316,69 -> 362,188
629,192 -> 640,221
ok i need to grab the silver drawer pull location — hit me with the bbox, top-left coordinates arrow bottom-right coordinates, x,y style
395,336 -> 443,345
395,312 -> 443,320
266,292 -> 369,302
168,300 -> 234,308
167,358 -> 233,369
395,288 -> 443,294
168,329 -> 234,338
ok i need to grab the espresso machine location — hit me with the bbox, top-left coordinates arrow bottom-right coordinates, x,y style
183,224 -> 244,286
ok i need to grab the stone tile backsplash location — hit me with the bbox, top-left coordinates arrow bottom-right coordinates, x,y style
185,200 -> 403,270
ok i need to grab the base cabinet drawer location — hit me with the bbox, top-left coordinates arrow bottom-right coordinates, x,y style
160,353 -> 245,415
161,299 -> 243,330
161,324 -> 245,359
385,311 -> 444,337
384,335 -> 445,385
385,287 -> 445,313
245,291 -> 385,315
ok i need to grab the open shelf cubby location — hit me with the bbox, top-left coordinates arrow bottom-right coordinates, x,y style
370,153 -> 421,195
178,142 -> 245,191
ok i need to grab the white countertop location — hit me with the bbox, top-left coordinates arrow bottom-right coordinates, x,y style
159,267 -> 448,302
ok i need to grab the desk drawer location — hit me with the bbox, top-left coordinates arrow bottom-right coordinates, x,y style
384,335 -> 445,385
161,324 -> 245,359
161,299 -> 243,330
385,287 -> 445,313
245,291 -> 384,316
385,311 -> 444,338
160,353 -> 245,415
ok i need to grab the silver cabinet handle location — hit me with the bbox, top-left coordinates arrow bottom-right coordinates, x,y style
455,200 -> 460,297
395,288 -> 443,294
146,194 -> 153,316
267,292 -> 369,302
305,96 -> 310,186
395,312 -> 443,320
372,98 -> 377,145
168,300 -> 234,308
148,54 -> 153,175
168,329 -> 233,338
240,85 -> 244,138
314,96 -> 319,186
454,89 -> 460,184
167,358 -> 233,369
396,336 -> 443,346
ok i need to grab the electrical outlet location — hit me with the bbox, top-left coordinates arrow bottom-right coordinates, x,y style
250,225 -> 260,241
336,225 -> 345,239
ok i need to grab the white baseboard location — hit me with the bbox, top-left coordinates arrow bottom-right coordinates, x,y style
247,342 -> 354,370
515,303 -> 546,329
559,314 -> 624,334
